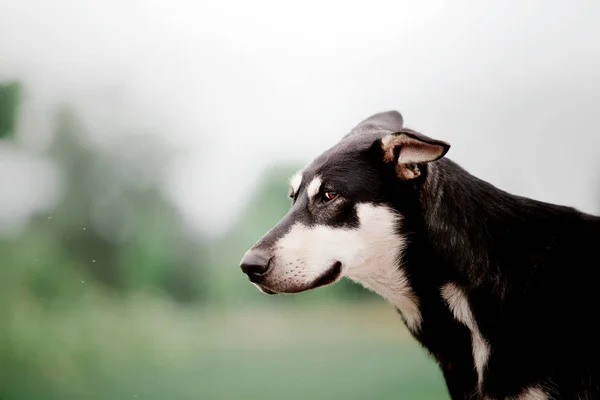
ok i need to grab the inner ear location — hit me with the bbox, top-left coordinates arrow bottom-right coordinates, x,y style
381,130 -> 450,179
382,130 -> 450,165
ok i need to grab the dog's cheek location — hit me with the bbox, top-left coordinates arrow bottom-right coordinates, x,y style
278,225 -> 340,281
322,200 -> 359,229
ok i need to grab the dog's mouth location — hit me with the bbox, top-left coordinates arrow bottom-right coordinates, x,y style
255,261 -> 343,294
311,261 -> 343,289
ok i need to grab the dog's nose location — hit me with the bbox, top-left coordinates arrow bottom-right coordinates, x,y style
240,249 -> 272,278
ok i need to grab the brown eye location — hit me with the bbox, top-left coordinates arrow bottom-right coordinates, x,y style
323,191 -> 339,202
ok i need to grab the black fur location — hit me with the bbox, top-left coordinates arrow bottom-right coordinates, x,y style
411,157 -> 600,399
364,125 -> 600,399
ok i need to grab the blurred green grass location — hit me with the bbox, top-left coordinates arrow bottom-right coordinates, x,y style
1,292 -> 447,400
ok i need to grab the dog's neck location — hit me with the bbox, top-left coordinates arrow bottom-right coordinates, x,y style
416,158 -> 526,290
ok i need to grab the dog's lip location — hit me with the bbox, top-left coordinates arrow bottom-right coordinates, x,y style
260,286 -> 277,295
311,261 -> 343,289
252,283 -> 278,295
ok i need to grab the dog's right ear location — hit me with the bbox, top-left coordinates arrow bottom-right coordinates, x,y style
355,110 -> 404,132
381,129 -> 450,179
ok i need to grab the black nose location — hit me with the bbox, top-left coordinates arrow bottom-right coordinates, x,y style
240,249 -> 272,279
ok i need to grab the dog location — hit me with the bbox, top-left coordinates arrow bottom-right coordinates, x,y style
239,111 -> 600,399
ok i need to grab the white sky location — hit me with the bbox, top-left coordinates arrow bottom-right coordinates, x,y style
1,0 -> 600,237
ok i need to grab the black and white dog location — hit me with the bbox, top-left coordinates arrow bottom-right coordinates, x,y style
240,111 -> 600,400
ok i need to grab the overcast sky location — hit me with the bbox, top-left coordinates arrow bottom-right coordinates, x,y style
1,0 -> 599,237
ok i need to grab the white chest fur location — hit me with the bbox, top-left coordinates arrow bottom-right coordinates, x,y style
441,283 -> 491,389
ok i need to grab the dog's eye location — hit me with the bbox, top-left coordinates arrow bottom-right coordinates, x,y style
323,191 -> 339,202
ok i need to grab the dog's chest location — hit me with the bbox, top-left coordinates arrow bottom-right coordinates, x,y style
441,283 -> 490,390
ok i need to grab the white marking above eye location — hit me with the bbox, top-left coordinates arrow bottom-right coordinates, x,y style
289,171 -> 303,195
307,176 -> 322,198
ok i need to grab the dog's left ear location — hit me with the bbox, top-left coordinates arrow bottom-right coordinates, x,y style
381,129 -> 450,179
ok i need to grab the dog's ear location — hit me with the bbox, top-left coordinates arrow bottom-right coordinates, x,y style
355,110 -> 404,132
381,129 -> 450,179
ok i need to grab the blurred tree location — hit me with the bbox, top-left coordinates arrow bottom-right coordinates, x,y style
45,107 -> 123,289
0,97 -> 208,305
42,106 -> 208,302
0,82 -> 20,139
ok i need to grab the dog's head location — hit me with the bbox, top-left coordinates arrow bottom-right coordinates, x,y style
240,111 -> 450,295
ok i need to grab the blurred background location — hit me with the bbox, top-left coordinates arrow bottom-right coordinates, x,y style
1,1 -> 600,399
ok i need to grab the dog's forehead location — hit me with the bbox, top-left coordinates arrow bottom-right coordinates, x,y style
294,128 -> 389,193
309,129 -> 388,171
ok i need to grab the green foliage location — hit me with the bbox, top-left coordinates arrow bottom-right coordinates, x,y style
0,106 -> 201,304
0,82 -> 20,139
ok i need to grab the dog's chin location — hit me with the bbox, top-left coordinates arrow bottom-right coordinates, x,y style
257,262 -> 343,294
